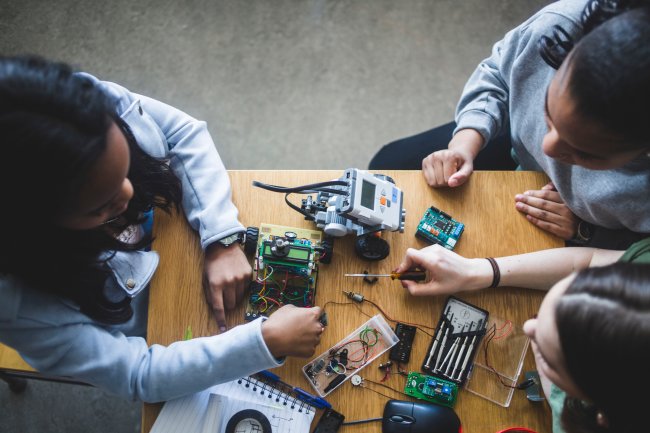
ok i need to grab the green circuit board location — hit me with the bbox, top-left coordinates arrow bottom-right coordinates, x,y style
404,372 -> 458,407
245,224 -> 323,321
415,206 -> 464,250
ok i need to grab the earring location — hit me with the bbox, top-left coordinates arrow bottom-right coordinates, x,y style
596,411 -> 609,428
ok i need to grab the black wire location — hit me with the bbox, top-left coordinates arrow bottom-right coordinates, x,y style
341,417 -> 383,426
360,383 -> 399,401
284,193 -> 315,221
363,377 -> 402,394
252,180 -> 349,194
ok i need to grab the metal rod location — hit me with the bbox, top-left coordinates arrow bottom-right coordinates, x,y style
424,322 -> 445,369
456,334 -> 477,381
433,327 -> 449,371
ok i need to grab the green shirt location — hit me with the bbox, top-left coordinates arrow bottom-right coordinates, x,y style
619,236 -> 650,264
549,237 -> 650,432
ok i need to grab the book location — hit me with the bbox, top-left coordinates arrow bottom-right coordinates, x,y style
150,374 -> 321,433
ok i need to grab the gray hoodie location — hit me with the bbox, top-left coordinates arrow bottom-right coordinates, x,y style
454,0 -> 650,233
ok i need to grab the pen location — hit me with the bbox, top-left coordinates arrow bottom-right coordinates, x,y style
257,370 -> 332,409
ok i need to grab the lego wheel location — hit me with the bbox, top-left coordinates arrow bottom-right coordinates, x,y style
244,226 -> 259,255
355,235 -> 390,261
319,236 -> 334,264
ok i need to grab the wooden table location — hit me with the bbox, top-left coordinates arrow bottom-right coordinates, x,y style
143,170 -> 562,433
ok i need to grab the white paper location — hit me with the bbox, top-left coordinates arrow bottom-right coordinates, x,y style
151,377 -> 316,433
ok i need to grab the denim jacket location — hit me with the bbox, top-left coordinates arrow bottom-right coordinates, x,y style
0,76 -> 281,402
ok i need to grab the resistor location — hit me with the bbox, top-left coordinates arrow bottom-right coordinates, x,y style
343,291 -> 364,303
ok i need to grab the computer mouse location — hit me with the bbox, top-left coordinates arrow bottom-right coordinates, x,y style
382,399 -> 461,433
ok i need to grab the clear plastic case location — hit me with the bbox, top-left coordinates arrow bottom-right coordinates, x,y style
464,315 -> 530,407
302,314 -> 399,397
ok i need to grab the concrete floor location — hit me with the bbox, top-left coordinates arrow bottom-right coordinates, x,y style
0,0 -> 550,431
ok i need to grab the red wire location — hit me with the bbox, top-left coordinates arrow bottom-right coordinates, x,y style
493,320 -> 513,340
265,296 -> 282,308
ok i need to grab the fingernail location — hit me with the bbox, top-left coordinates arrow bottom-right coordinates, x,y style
524,191 -> 532,195
515,194 -> 523,200
220,326 -> 226,333
515,202 -> 524,209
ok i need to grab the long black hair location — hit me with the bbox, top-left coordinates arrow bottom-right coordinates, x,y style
0,55 -> 182,323
556,263 -> 650,433
538,0 -> 650,147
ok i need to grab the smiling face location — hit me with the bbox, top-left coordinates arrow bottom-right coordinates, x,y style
541,58 -> 646,169
56,121 -> 134,230
523,274 -> 587,400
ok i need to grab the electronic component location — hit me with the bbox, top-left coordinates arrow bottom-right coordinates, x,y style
303,315 -> 399,397
343,290 -> 364,303
313,408 -> 345,433
415,206 -> 464,250
404,372 -> 458,407
244,224 -> 328,321
323,374 -> 347,394
253,168 -> 407,261
389,323 -> 417,363
421,296 -> 489,385
524,371 -> 545,402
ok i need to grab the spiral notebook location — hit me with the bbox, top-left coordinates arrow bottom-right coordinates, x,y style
150,375 -> 318,433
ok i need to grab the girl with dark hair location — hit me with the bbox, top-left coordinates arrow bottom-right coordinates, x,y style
394,238 -> 650,432
370,0 -> 650,249
526,263 -> 650,433
0,56 -> 324,402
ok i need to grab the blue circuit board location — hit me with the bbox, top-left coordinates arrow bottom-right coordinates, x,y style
415,206 -> 464,250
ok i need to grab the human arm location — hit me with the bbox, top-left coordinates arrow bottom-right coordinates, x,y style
97,78 -> 251,329
421,129 -> 484,188
0,294 -> 323,402
421,17 -> 522,188
394,244 -> 625,295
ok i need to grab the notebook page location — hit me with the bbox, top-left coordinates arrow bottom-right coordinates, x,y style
150,389 -> 212,433
201,393 -> 314,433
211,378 -> 318,417
150,377 -> 316,433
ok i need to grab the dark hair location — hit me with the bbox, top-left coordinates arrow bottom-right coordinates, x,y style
555,262 -> 650,433
538,1 -> 650,148
0,55 -> 182,323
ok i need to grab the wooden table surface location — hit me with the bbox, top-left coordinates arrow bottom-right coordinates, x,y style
143,170 -> 562,433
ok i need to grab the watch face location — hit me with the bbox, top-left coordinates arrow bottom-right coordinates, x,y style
579,221 -> 594,239
219,232 -> 244,246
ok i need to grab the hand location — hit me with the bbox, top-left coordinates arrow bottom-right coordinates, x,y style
421,129 -> 483,188
514,182 -> 579,240
261,305 -> 324,358
394,245 -> 492,296
203,243 -> 252,332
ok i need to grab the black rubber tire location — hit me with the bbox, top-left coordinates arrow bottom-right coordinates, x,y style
355,235 -> 390,261
244,226 -> 259,255
319,236 -> 334,264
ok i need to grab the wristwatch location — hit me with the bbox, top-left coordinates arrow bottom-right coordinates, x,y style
215,231 -> 246,248
571,220 -> 595,244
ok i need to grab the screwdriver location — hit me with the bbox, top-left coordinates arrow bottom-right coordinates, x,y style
344,270 -> 427,281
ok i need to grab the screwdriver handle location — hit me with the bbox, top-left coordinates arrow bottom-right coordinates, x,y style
392,271 -> 427,281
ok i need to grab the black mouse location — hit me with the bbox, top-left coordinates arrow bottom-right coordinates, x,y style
382,399 -> 461,433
